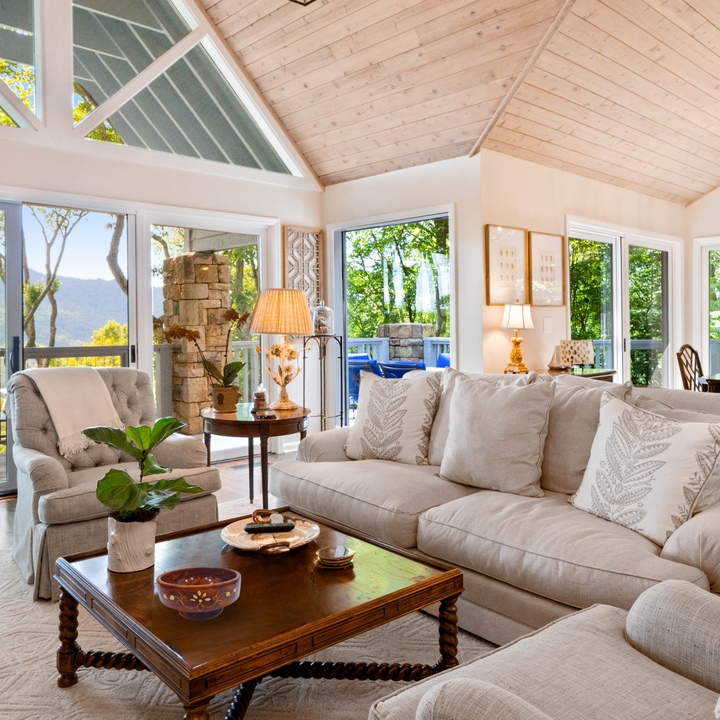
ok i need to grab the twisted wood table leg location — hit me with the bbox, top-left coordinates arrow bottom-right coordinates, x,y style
57,587 -> 81,688
270,661 -> 434,681
434,593 -> 460,673
225,678 -> 259,720
183,698 -> 214,720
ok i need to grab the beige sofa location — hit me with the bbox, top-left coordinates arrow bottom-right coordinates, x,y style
371,580 -> 720,720
270,372 -> 720,645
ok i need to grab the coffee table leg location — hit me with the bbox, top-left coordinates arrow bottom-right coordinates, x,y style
57,586 -> 80,688
435,593 -> 460,672
225,678 -> 259,720
182,698 -> 214,720
248,437 -> 254,504
260,437 -> 269,509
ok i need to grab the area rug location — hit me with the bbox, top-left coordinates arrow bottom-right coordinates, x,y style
0,551 -> 493,720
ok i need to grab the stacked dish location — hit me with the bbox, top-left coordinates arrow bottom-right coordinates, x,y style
316,545 -> 355,570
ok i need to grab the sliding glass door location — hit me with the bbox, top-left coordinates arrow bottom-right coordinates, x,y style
0,200 -> 136,497
569,229 -> 674,387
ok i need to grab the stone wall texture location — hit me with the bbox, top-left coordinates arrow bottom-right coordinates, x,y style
163,252 -> 231,435
377,323 -> 434,362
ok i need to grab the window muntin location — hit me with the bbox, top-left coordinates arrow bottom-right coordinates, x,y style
0,0 -> 36,120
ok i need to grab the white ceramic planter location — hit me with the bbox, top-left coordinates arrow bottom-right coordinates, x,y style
107,517 -> 157,573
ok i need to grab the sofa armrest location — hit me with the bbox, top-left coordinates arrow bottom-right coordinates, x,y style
625,580 -> 720,693
416,679 -> 553,720
153,434 -> 208,470
297,427 -> 352,463
661,503 -> 720,592
13,445 -> 68,496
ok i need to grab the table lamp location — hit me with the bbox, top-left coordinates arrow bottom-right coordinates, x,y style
249,289 -> 313,410
501,299 -> 533,374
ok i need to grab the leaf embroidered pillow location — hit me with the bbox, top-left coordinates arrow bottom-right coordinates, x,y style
570,393 -> 720,546
344,370 -> 441,465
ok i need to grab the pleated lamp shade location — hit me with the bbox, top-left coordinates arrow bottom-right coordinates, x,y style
249,289 -> 313,336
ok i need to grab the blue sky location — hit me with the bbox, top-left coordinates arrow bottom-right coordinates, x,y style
22,206 -> 127,281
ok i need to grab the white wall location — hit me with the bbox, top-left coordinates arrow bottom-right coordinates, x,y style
0,139 -> 322,224
480,150 -> 686,373
323,155 -> 484,372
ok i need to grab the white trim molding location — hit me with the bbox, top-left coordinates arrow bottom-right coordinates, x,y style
693,236 -> 720,376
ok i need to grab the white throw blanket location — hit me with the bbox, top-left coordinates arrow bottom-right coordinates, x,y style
23,367 -> 125,458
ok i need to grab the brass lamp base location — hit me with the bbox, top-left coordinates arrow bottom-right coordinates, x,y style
270,386 -> 297,411
504,330 -> 529,374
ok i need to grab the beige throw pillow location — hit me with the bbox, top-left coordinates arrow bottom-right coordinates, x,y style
344,370 -> 441,465
428,368 -> 537,467
571,393 -> 720,546
540,377 -> 633,495
439,376 -> 555,497
633,394 -> 720,514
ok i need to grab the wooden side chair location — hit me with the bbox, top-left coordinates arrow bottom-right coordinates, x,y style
676,344 -> 709,392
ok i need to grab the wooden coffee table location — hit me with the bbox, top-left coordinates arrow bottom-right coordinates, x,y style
54,511 -> 464,720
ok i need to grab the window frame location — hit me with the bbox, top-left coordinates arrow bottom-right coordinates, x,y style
0,0 -> 319,189
567,216 -> 683,389
695,236 -> 720,378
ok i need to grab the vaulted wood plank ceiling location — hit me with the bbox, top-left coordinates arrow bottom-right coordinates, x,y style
201,0 -> 720,203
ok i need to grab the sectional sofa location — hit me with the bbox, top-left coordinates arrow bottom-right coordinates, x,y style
269,372 -> 720,646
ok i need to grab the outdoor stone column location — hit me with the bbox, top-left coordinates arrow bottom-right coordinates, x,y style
377,323 -> 434,362
162,251 -> 231,435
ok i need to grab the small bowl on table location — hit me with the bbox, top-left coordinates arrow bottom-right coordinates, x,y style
157,567 -> 241,621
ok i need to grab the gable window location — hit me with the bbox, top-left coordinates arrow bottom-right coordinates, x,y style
0,0 -> 38,125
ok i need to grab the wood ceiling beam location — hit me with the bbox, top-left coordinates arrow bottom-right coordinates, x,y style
468,0 -> 577,158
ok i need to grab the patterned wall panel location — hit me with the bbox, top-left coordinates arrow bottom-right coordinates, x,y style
283,226 -> 324,307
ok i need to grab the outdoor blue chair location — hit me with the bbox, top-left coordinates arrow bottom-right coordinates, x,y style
348,360 -> 382,406
348,353 -> 371,361
378,361 -> 426,378
436,353 -> 451,368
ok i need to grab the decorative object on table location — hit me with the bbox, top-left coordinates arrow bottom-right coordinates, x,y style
560,339 -> 594,369
221,513 -> 320,553
251,288 -> 313,410
83,418 -> 204,573
485,224 -> 528,305
548,344 -> 570,370
283,226 -> 324,309
302,333 -> 345,431
157,567 -> 241,621
529,232 -> 565,306
501,299 -> 534,374
311,300 -> 334,334
251,383 -> 269,413
244,508 -> 296,534
164,309 -> 250,413
316,546 -> 355,570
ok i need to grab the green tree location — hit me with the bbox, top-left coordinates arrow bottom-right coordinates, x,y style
345,218 -> 450,340
0,59 -> 34,126
226,246 -> 258,340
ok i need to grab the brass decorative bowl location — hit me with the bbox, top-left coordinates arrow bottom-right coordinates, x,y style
157,567 -> 241,621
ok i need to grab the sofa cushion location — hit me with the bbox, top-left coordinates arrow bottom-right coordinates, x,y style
345,370 -> 441,465
633,394 -> 720,513
540,377 -> 632,495
38,465 -> 221,525
370,604 -> 719,720
571,394 -> 720,546
428,370 -> 536,467
440,377 -> 553,497
416,491 -> 709,611
269,459 -> 479,548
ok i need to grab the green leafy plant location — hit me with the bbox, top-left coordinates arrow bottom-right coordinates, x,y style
83,418 -> 203,523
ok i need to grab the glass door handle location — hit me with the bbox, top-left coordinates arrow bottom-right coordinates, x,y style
9,336 -> 20,374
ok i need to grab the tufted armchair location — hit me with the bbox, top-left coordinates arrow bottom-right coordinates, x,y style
8,368 -> 221,600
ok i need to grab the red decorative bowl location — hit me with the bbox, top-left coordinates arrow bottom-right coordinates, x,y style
157,567 -> 241,621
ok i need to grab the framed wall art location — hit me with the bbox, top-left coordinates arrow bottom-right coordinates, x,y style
283,226 -> 325,308
485,225 -> 528,306
528,232 -> 565,306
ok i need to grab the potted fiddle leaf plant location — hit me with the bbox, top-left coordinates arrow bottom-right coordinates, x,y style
83,417 -> 203,573
164,309 -> 250,412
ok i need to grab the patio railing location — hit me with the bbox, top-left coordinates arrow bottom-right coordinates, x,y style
347,337 -> 390,361
423,338 -> 450,367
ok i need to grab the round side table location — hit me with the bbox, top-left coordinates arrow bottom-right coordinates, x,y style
201,404 -> 310,510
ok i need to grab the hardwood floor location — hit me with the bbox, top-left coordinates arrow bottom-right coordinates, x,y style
0,453 -> 293,551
